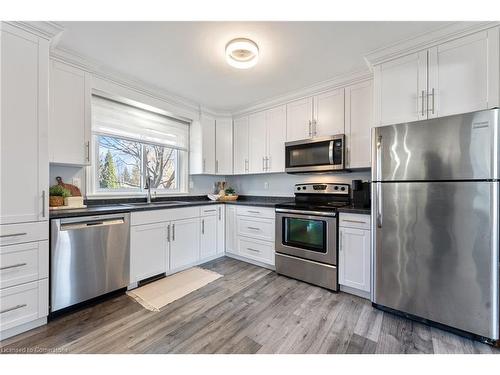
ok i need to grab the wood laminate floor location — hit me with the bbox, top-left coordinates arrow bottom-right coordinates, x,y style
1,257 -> 498,354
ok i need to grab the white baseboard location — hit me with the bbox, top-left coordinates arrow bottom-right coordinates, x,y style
0,317 -> 47,342
225,252 -> 275,271
340,284 -> 371,300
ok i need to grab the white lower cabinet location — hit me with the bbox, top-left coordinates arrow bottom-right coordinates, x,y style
130,223 -> 167,283
225,204 -> 275,267
170,217 -> 201,271
338,214 -> 371,298
200,215 -> 217,260
216,205 -> 225,255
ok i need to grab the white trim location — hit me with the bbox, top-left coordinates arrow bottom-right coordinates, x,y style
5,21 -> 64,41
232,68 -> 373,117
364,21 -> 500,67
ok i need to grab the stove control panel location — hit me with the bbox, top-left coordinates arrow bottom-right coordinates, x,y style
295,183 -> 350,195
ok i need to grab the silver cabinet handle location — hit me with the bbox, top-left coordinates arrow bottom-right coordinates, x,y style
86,141 -> 90,162
420,90 -> 425,116
42,190 -> 46,217
247,210 -> 260,214
0,262 -> 27,271
218,206 -> 221,220
341,219 -> 368,224
203,209 -> 217,213
312,119 -> 317,136
262,157 -> 265,171
247,247 -> 260,253
428,88 -> 435,115
245,159 -> 249,173
203,158 -> 206,173
0,232 -> 27,238
339,232 -> 343,252
167,224 -> 171,242
247,226 -> 260,231
172,223 -> 175,241
308,120 -> 312,137
0,304 -> 26,314
202,219 -> 205,234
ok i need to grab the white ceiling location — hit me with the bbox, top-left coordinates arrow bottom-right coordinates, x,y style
57,21 -> 454,112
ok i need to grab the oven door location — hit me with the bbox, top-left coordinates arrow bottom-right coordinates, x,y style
275,209 -> 337,265
285,135 -> 345,173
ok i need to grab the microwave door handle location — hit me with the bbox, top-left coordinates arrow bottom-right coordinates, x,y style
329,141 -> 334,164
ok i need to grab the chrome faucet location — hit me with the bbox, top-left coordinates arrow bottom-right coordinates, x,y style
146,176 -> 153,204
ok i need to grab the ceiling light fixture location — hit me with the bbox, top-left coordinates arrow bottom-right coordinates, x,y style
225,38 -> 259,69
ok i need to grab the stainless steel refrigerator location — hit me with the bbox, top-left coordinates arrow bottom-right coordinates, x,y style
371,108 -> 499,343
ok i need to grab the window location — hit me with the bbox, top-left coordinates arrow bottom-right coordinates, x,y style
90,95 -> 189,195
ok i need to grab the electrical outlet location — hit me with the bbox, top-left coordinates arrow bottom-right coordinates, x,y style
72,178 -> 81,189
264,181 -> 269,190
189,178 -> 194,189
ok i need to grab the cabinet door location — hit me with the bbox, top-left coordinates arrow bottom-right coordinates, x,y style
266,105 -> 286,173
49,61 -> 91,165
0,27 -> 48,224
286,97 -> 313,141
339,227 -> 371,293
225,205 -> 238,255
215,117 -> 233,175
130,223 -> 167,283
200,215 -> 217,259
345,80 -> 373,169
248,111 -> 267,173
374,51 -> 427,126
201,115 -> 216,174
216,205 -> 225,254
313,88 -> 345,137
233,116 -> 249,174
428,28 -> 499,119
170,217 -> 200,271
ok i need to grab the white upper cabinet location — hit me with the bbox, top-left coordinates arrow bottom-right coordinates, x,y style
215,117 -> 233,175
428,29 -> 499,119
0,25 -> 49,224
345,80 -> 373,169
374,51 -> 427,126
313,88 -> 345,137
190,115 -> 215,175
248,111 -> 267,174
286,97 -> 313,141
49,60 -> 91,166
233,116 -> 249,174
265,105 -> 286,173
373,27 -> 500,126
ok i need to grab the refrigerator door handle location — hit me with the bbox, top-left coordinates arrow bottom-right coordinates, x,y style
376,182 -> 382,228
376,134 -> 382,181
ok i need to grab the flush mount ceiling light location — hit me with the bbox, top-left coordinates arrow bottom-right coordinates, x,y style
225,38 -> 259,69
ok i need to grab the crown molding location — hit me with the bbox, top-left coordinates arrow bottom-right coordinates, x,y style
231,68 -> 373,117
364,21 -> 500,68
6,21 -> 64,40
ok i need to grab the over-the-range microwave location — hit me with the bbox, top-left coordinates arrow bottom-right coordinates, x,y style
285,135 -> 345,173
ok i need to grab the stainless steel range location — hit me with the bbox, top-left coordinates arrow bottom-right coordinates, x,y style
275,183 -> 350,290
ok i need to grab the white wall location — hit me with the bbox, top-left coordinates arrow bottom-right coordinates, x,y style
225,171 -> 371,197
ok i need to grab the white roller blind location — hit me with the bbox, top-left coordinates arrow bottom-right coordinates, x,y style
92,95 -> 189,150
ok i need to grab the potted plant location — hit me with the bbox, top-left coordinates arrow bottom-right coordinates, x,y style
225,187 -> 236,196
224,187 -> 238,201
49,185 -> 71,207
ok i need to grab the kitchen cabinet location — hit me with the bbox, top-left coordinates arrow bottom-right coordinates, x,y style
233,116 -> 249,174
169,217 -> 201,271
200,215 -> 217,259
248,105 -> 286,174
190,115 -> 215,174
248,111 -> 267,173
0,24 -> 49,224
216,205 -> 225,254
374,27 -> 499,126
49,60 -> 92,165
339,214 -> 371,297
313,88 -> 345,137
286,97 -> 313,141
130,223 -> 167,283
345,80 -> 373,169
215,117 -> 233,175
225,205 -> 238,255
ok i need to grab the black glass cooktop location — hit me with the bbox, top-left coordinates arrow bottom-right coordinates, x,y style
275,201 -> 350,212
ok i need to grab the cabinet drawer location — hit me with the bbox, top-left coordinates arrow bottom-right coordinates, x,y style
0,221 -> 48,246
131,207 -> 200,226
236,205 -> 275,219
237,217 -> 274,242
0,279 -> 48,332
200,205 -> 219,217
0,241 -> 48,289
339,213 -> 371,230
238,237 -> 275,265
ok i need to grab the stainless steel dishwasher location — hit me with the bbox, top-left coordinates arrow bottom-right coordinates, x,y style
50,213 -> 130,312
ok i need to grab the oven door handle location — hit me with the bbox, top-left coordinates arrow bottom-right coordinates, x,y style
329,140 -> 334,165
275,208 -> 337,217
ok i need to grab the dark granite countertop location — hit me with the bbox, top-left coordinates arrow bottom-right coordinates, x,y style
49,195 -> 292,219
